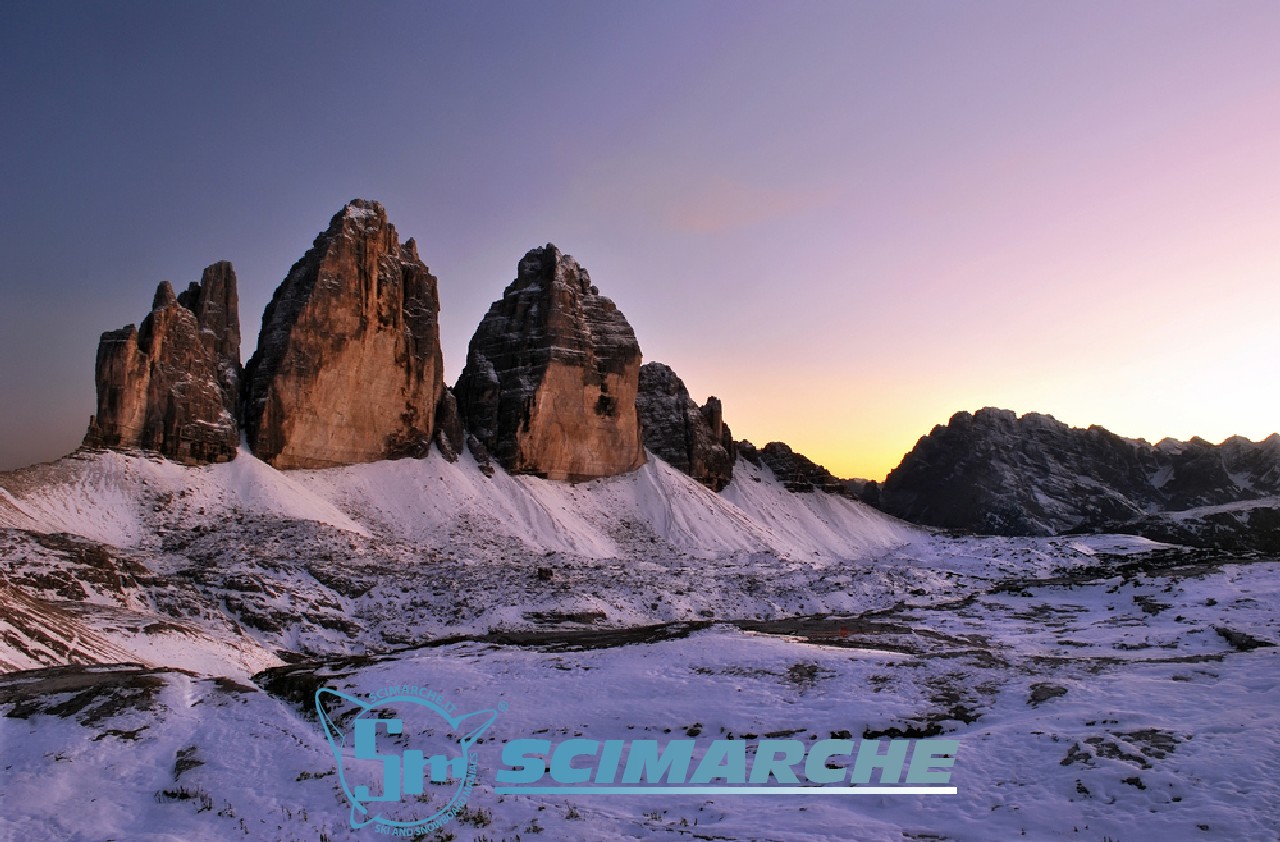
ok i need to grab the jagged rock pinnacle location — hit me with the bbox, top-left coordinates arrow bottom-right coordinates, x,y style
454,244 -> 645,481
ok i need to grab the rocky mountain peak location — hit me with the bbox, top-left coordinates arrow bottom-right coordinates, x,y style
737,440 -> 847,494
177,261 -> 241,418
514,243 -> 600,295
178,261 -> 240,354
151,280 -> 177,310
879,407 -> 1280,536
636,362 -> 736,491
454,245 -> 645,481
83,264 -> 242,465
242,200 -> 445,469
337,197 -> 386,224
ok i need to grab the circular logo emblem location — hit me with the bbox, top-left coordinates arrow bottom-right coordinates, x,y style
317,686 -> 500,832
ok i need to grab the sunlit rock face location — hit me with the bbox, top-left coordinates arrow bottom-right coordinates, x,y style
243,200 -> 445,469
454,244 -> 645,481
636,361 -> 736,491
84,263 -> 242,465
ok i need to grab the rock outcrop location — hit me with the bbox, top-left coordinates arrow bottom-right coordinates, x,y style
83,264 -> 242,464
879,407 -> 1280,536
636,362 -> 736,490
1118,502 -> 1280,553
177,261 -> 241,423
243,200 -> 445,469
739,440 -> 847,494
432,387 -> 465,463
454,244 -> 645,481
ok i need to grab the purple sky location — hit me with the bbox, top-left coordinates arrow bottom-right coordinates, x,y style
3,2 -> 1278,479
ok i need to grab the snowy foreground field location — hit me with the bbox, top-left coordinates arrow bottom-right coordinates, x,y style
1,451 -> 1277,841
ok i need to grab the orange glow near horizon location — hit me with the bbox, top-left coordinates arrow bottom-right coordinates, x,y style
665,221 -> 1280,482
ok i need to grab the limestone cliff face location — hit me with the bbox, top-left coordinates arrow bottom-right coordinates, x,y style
84,266 -> 242,464
454,244 -> 645,481
243,200 -> 445,469
636,362 -> 736,491
177,261 -> 241,426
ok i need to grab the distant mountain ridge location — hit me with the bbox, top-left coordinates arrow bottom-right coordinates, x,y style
879,407 -> 1280,548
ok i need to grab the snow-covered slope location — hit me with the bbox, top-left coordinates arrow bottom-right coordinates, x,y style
0,448 -> 915,561
0,448 -> 915,675
2,541 -> 1277,841
0,449 -> 368,546
4,450 -> 1277,840
1112,495 -> 1280,553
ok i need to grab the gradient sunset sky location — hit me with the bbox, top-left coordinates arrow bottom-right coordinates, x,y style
2,1 -> 1277,479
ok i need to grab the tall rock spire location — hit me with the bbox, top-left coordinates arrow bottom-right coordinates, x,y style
454,244 -> 645,481
178,260 -> 241,428
83,264 -> 243,464
242,200 -> 445,469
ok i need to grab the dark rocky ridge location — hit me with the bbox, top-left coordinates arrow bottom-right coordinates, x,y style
454,244 -> 645,481
737,440 -> 857,496
636,362 -> 736,491
83,264 -> 242,465
880,407 -> 1280,537
242,200 -> 445,469
727,437 -> 879,501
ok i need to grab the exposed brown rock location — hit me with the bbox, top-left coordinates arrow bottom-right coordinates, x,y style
177,261 -> 241,422
243,200 -> 445,469
636,362 -> 736,491
83,265 -> 242,465
454,244 -> 645,481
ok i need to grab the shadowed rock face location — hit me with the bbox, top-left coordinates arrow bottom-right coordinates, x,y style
243,200 -> 444,469
84,265 -> 242,464
879,407 -> 1280,536
454,244 -> 645,481
636,362 -> 736,491
738,440 -> 846,494
177,261 -> 241,426
432,387 -> 465,463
